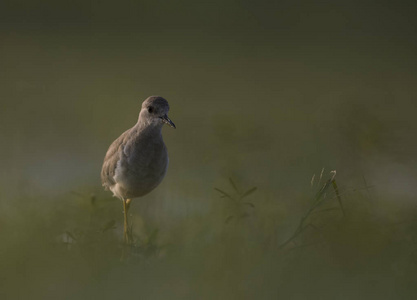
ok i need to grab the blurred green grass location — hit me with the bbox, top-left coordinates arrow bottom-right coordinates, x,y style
1,174 -> 417,299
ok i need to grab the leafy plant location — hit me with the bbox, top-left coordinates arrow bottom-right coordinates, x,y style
278,169 -> 344,250
214,177 -> 257,223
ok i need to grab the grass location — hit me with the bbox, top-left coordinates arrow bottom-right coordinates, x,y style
1,172 -> 417,299
214,177 -> 257,224
278,170 -> 343,250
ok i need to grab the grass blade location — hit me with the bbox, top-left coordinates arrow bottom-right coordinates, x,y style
332,180 -> 345,217
229,177 -> 240,193
214,188 -> 235,201
240,187 -> 257,199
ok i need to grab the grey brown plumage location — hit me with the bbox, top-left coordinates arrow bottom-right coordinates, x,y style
101,96 -> 175,200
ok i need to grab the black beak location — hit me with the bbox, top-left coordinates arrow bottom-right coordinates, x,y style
161,114 -> 176,129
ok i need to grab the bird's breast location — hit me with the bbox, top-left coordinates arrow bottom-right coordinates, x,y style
114,135 -> 168,198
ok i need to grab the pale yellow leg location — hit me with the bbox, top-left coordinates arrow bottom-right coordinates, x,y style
122,198 -> 131,245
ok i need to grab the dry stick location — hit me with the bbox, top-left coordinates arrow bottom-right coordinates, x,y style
278,172 -> 338,250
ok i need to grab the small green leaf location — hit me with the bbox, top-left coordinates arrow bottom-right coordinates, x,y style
229,177 -> 240,193
214,188 -> 234,200
240,187 -> 257,199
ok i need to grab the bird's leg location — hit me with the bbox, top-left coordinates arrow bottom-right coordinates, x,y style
126,198 -> 133,243
126,198 -> 132,211
121,198 -> 133,261
123,198 -> 131,245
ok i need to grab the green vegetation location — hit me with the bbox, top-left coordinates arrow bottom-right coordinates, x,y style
1,171 -> 417,299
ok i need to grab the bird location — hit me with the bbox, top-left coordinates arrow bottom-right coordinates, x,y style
101,96 -> 175,244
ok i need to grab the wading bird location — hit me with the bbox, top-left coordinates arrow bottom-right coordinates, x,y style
101,96 -> 175,244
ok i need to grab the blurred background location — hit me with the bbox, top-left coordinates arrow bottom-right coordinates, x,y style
1,0 -> 417,299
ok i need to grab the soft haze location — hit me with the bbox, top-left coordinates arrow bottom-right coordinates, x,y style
1,1 -> 417,299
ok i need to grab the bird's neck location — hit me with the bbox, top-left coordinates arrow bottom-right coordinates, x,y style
134,121 -> 163,138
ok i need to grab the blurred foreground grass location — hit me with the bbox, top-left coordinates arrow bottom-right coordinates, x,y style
1,173 -> 417,300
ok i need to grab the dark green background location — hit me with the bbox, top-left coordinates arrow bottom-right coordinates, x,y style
1,1 -> 417,299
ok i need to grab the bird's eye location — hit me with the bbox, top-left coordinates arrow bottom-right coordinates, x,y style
148,106 -> 154,113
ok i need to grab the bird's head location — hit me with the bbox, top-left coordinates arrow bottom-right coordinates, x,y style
139,96 -> 176,129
